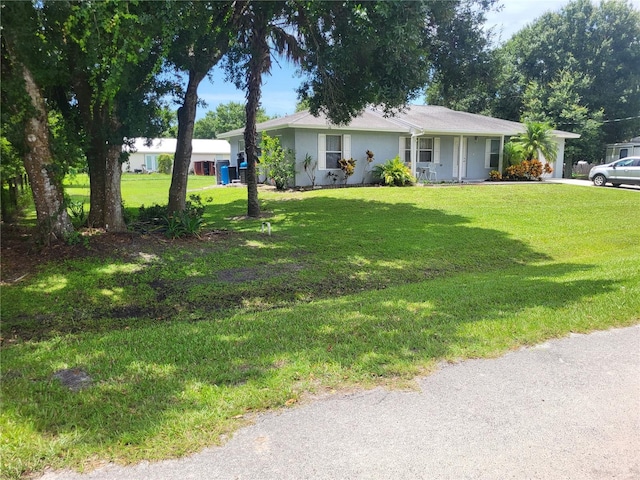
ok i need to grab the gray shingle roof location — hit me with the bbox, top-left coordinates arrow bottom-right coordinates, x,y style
217,105 -> 580,139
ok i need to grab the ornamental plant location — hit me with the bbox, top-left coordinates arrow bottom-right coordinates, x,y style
338,158 -> 356,184
372,156 -> 414,186
504,159 -> 552,181
259,133 -> 296,190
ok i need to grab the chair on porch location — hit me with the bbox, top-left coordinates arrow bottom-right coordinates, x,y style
417,165 -> 437,183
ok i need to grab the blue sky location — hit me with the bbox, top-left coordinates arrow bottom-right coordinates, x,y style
196,0 -> 640,120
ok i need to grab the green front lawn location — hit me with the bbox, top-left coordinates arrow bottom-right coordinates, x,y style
1,182 -> 639,478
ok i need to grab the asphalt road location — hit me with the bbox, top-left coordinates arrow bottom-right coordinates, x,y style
41,325 -> 640,480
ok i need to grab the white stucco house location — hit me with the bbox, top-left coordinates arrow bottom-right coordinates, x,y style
217,106 -> 579,186
123,138 -> 231,175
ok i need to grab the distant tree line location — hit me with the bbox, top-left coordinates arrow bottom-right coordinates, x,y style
426,0 -> 640,165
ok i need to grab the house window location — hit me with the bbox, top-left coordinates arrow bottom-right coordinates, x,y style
485,139 -> 500,169
318,134 -> 351,170
619,148 -> 629,159
145,154 -> 157,171
417,137 -> 433,163
400,137 -> 434,164
325,135 -> 342,169
403,137 -> 411,163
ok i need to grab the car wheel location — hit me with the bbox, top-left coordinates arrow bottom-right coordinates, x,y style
592,174 -> 607,186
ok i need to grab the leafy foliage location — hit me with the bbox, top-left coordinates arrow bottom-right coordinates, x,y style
302,153 -> 317,187
65,196 -> 87,228
135,195 -> 209,237
488,170 -> 502,181
157,154 -> 173,175
338,158 -> 357,183
504,159 -> 553,181
502,141 -> 524,171
372,156 -> 414,186
259,133 -> 295,190
513,122 -> 558,162
194,102 -> 270,139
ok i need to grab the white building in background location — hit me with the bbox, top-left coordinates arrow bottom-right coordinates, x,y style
123,138 -> 231,175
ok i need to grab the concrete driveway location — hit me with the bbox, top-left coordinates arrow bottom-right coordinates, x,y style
546,178 -> 640,190
41,325 -> 640,480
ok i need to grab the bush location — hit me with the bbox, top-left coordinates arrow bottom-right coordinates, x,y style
504,159 -> 553,181
260,133 -> 295,190
372,156 -> 414,186
157,154 -> 173,174
134,194 -> 209,237
488,170 -> 502,181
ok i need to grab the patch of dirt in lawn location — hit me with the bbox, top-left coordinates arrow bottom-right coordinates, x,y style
0,223 -> 235,285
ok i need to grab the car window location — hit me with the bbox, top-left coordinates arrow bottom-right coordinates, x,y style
633,159 -> 640,167
616,159 -> 634,167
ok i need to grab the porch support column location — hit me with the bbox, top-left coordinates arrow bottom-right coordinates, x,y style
498,135 -> 505,173
458,134 -> 464,183
410,130 -> 418,176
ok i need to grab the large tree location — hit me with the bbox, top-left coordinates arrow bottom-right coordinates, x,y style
424,0 -> 500,115
165,1 -> 243,214
503,0 -> 639,143
522,68 -> 604,166
1,1 -> 75,241
54,1 -> 173,230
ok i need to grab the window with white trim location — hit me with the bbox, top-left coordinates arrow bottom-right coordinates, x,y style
402,137 -> 411,163
485,139 -> 500,169
417,137 -> 434,162
318,134 -> 350,169
325,135 -> 342,169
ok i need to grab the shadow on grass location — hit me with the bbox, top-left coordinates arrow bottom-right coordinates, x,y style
1,259 -> 628,477
3,191 -> 638,477
3,196 -> 551,340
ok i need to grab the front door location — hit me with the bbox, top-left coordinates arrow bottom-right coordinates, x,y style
453,138 -> 468,179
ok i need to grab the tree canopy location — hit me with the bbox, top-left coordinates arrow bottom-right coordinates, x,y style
193,102 -> 270,139
427,0 -> 640,163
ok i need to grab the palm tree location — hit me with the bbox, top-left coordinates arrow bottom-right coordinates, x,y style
235,3 -> 305,217
514,121 -> 558,162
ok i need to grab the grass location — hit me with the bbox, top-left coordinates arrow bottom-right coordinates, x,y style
1,179 -> 639,479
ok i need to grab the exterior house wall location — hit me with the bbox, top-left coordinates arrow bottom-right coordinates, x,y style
127,152 -> 149,172
228,131 -> 516,185
293,129 -> 401,187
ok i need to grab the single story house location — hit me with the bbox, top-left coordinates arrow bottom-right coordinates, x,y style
604,136 -> 640,163
217,106 -> 579,186
123,138 -> 231,175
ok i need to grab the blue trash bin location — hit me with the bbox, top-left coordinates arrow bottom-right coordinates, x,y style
220,165 -> 230,185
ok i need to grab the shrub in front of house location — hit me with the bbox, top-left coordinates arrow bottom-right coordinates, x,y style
372,156 -> 415,186
504,159 -> 552,181
488,170 -> 502,181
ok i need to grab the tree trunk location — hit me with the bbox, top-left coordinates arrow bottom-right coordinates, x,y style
104,143 -> 126,231
75,76 -> 126,232
86,135 -> 106,227
245,23 -> 270,218
168,70 -> 206,214
21,61 -> 74,243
